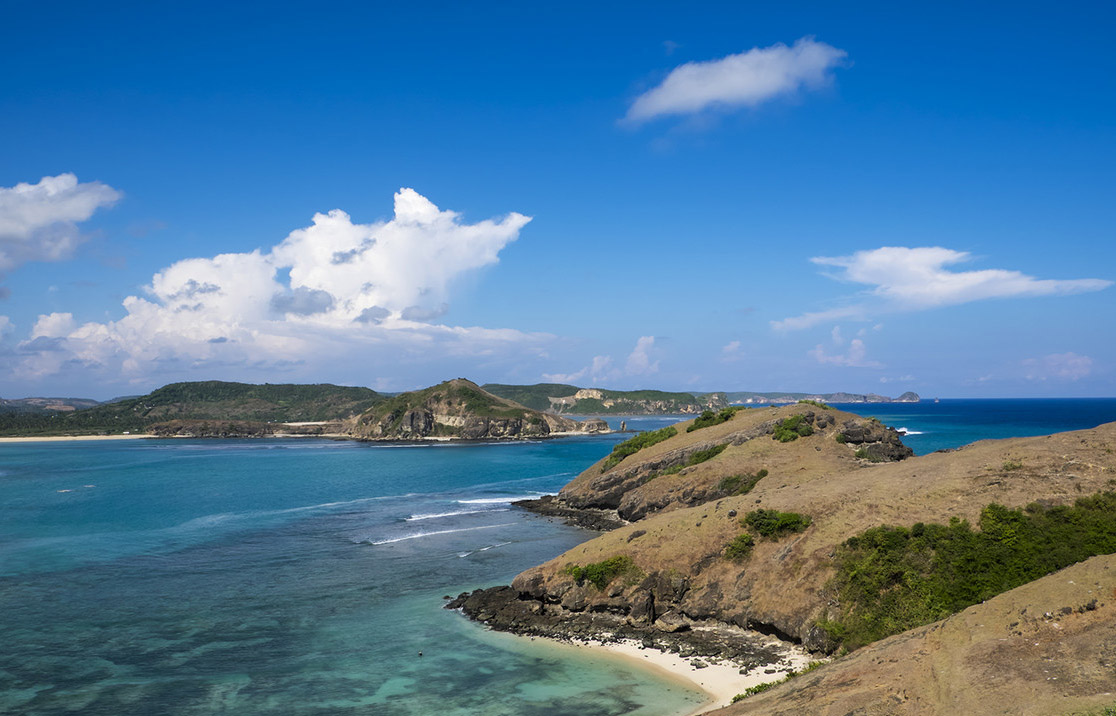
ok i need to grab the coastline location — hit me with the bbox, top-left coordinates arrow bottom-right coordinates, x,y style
0,433 -> 154,443
507,630 -> 816,715
574,635 -> 815,715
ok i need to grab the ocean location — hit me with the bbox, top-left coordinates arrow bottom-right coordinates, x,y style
2,402 -> 1115,715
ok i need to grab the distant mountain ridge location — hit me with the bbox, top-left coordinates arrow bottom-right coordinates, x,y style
720,390 -> 920,405
482,384 -> 727,415
0,381 -> 383,436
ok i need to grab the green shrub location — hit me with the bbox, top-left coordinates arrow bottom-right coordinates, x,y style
854,447 -> 884,462
798,399 -> 830,409
601,427 -> 678,471
686,443 -> 727,466
820,491 -> 1116,651
1002,460 -> 1024,471
718,469 -> 768,495
724,533 -> 755,560
743,509 -> 812,539
687,407 -> 744,432
562,555 -> 640,590
835,433 -> 847,444
772,414 -> 814,442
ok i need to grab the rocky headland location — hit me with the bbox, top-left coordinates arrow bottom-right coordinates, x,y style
344,378 -> 609,441
450,403 -> 1116,713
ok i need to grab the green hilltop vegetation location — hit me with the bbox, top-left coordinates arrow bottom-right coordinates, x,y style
482,383 -> 723,415
479,383 -> 579,411
0,381 -> 383,436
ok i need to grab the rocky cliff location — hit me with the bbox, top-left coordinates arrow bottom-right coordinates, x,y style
346,379 -> 609,440
453,406 -> 1116,678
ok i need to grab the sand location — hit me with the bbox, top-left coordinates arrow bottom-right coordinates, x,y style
0,433 -> 154,443
568,635 -> 818,715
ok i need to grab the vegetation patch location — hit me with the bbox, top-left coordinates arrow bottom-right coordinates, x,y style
854,447 -> 885,462
601,426 -> 678,471
729,662 -> 823,702
724,533 -> 755,561
818,491 -> 1116,651
772,414 -> 814,442
718,469 -> 768,495
686,443 -> 728,466
562,555 -> 640,590
743,509 -> 812,539
798,399 -> 830,409
687,407 -> 745,432
1002,459 -> 1024,471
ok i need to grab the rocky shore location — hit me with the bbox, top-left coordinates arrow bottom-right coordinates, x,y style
445,585 -> 807,673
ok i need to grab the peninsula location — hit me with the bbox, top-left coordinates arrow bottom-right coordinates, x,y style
450,403 -> 1116,714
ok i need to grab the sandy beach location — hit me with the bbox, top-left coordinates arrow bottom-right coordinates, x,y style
0,434 -> 154,443
559,633 -> 817,715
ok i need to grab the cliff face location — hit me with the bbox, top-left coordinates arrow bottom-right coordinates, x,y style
346,379 -> 609,440
482,383 -> 726,415
462,407 -> 1116,658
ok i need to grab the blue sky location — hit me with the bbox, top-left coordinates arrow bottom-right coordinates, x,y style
1,1 -> 1113,399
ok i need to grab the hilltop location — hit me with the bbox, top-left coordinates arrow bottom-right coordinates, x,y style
482,383 -> 726,415
346,379 -> 608,440
451,405 -> 1116,713
0,381 -> 383,436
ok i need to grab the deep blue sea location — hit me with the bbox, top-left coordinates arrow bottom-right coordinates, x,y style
2,402 -> 1115,715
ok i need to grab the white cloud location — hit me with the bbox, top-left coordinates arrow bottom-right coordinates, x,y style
879,375 -> 914,383
1023,352 -> 1093,381
775,246 -> 1112,330
626,37 -> 847,123
0,173 -> 121,273
542,337 -> 660,385
625,336 -> 659,375
810,338 -> 882,368
12,189 -> 542,384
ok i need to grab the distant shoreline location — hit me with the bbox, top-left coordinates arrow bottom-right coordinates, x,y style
0,434 -> 154,443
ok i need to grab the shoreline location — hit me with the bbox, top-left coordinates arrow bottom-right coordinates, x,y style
0,433 -> 155,443
521,631 -> 816,715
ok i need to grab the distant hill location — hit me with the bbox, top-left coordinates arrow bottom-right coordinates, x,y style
348,379 -> 608,440
722,390 -> 919,404
0,381 -> 383,436
482,383 -> 726,415
0,397 -> 102,414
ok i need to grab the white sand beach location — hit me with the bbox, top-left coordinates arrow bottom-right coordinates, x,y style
568,635 -> 817,714
0,434 -> 154,443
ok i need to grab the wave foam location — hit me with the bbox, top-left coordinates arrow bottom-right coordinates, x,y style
456,494 -> 551,505
405,508 -> 507,522
368,523 -> 515,545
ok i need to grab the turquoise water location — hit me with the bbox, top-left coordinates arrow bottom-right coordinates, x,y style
831,398 -> 1116,454
0,430 -> 705,715
4,402 -> 1116,715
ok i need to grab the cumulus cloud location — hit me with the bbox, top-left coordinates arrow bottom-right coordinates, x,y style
0,173 -> 121,274
625,336 -> 660,375
775,246 -> 1112,330
1023,352 -> 1093,381
626,37 -> 847,123
809,327 -> 883,369
11,189 -> 539,384
542,337 -> 660,385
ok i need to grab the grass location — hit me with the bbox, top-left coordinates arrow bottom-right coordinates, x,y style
562,555 -> 641,590
817,491 -> 1116,651
601,426 -> 677,471
797,399 -> 830,409
772,414 -> 814,442
1002,459 -> 1024,471
742,509 -> 812,539
729,662 -> 825,702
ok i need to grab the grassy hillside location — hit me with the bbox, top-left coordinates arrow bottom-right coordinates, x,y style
0,381 -> 383,436
349,378 -> 597,440
480,383 -> 579,411
482,383 -> 720,415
